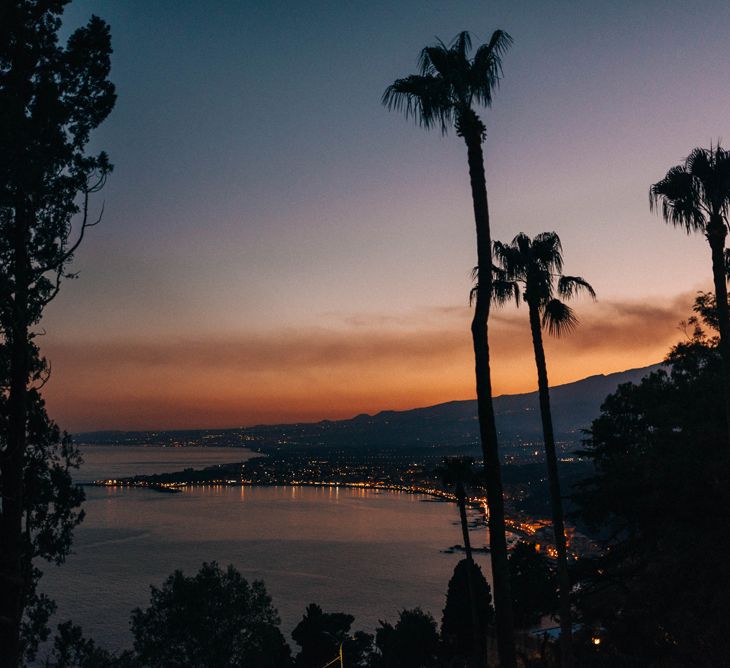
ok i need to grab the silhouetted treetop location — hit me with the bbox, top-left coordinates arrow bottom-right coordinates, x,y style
441,559 -> 493,659
382,30 -> 512,136
489,231 -> 595,337
650,144 -> 730,446
650,145 -> 730,233
1,4 -> 115,664
130,562 -> 290,668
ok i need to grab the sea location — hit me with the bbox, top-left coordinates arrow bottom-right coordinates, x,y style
38,445 -> 492,654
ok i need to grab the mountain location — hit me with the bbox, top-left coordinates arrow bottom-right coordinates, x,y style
78,363 -> 663,453
492,363 -> 663,442
244,363 -> 663,452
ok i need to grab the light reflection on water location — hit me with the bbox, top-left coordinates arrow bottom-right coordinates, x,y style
41,446 -> 491,654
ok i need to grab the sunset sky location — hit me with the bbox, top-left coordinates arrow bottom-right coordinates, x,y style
42,0 -> 730,431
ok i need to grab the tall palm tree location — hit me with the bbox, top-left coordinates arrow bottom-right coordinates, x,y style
437,456 -> 483,668
650,145 -> 730,445
438,456 -> 479,562
489,231 -> 596,668
382,31 -> 517,668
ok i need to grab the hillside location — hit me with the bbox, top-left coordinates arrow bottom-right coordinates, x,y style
78,363 -> 663,454
245,363 -> 663,453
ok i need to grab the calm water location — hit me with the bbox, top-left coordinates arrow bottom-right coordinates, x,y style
40,446 -> 491,654
72,444 -> 259,483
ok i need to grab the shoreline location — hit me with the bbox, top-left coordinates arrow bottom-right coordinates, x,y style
85,478 -> 460,503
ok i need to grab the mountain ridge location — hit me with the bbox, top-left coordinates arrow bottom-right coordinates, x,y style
77,362 -> 664,453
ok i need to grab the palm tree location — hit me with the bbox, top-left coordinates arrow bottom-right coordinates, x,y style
650,145 -> 730,444
489,231 -> 596,668
382,31 -> 517,668
437,456 -> 483,667
438,456 -> 479,562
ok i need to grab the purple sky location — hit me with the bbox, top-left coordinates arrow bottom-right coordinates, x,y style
41,1 -> 730,430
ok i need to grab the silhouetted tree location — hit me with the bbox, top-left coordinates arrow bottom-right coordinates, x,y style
572,311 -> 730,665
342,632 -> 374,668
436,457 -> 479,562
508,542 -> 556,629
292,603 -> 371,668
684,290 -> 728,333
130,562 -> 291,668
17,383 -> 85,664
650,145 -> 730,444
42,621 -> 138,668
435,457 -> 483,666
0,3 -> 115,664
441,559 -> 494,665
490,231 -> 595,666
383,31 -> 516,668
371,608 -> 440,668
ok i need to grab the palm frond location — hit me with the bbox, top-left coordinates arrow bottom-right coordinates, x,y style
469,285 -> 478,306
420,44 -> 452,78
451,31 -> 473,57
385,30 -> 511,135
470,30 -> 512,106
492,278 -> 520,308
485,29 -> 513,59
493,239 -> 526,279
650,162 -> 706,233
470,266 -> 520,307
689,144 -> 730,215
687,146 -> 713,182
531,232 -> 563,273
557,275 -> 596,300
382,74 -> 453,133
542,298 -> 578,337
469,266 -> 478,306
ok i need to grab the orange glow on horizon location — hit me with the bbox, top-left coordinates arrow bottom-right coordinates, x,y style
41,292 -> 694,431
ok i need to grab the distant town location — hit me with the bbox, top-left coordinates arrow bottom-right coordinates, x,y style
80,363 -> 653,565
85,423 -> 599,561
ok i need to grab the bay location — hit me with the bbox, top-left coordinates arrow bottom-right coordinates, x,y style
40,446 -> 491,654
72,444 -> 259,483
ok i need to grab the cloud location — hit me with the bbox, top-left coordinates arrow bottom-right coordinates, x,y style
44,327 -> 470,372
491,291 -> 694,353
40,292 -> 696,431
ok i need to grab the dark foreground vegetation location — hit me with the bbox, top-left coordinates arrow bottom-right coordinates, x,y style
2,2 -> 730,667
38,556 -> 550,668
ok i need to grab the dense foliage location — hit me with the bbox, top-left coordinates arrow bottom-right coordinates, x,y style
573,302 -> 730,666
130,562 -> 291,668
43,622 -> 137,668
19,388 -> 85,663
441,558 -> 493,661
291,603 -> 371,668
508,542 -> 556,629
371,608 -> 441,668
0,339 -> 86,663
0,1 -> 115,663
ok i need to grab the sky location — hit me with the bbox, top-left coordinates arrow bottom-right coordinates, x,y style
39,0 -> 730,431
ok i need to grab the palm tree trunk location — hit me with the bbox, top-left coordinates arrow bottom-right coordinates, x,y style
527,298 -> 573,668
707,216 -> 730,446
457,492 -> 484,668
464,132 -> 516,668
0,204 -> 30,668
458,495 -> 474,563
